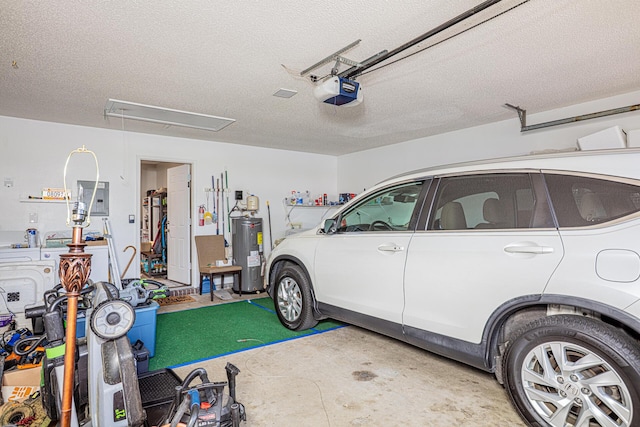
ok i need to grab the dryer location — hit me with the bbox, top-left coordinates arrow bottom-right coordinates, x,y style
0,260 -> 56,328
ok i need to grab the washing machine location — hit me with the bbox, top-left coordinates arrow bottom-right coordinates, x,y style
41,245 -> 109,284
0,246 -> 41,263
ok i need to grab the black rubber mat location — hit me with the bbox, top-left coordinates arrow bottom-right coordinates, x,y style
138,368 -> 181,407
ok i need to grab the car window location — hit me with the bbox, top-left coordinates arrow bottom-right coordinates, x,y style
544,173 -> 640,227
337,181 -> 424,232
428,173 -> 540,230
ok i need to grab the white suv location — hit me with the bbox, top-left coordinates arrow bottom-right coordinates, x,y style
265,148 -> 640,427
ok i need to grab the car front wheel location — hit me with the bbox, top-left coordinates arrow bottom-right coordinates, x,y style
503,315 -> 640,427
273,263 -> 318,331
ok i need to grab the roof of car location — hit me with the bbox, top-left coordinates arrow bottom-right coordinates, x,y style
381,147 -> 640,185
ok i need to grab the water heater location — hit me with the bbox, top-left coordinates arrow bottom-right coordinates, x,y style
232,217 -> 264,293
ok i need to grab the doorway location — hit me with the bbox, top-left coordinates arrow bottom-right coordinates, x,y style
140,160 -> 192,285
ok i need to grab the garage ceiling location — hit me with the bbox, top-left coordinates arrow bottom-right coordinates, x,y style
2,0 -> 639,156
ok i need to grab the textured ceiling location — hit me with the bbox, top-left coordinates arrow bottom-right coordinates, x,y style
2,0 -> 639,155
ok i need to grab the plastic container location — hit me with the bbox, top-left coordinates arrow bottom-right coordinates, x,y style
133,345 -> 150,375
76,300 -> 159,357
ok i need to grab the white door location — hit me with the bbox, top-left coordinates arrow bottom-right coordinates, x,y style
402,173 -> 563,343
314,181 -> 425,323
314,233 -> 412,323
403,230 -> 562,343
167,164 -> 191,284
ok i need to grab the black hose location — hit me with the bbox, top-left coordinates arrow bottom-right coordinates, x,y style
13,335 -> 46,356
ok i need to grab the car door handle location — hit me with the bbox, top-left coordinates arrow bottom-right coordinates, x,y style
504,244 -> 554,254
378,244 -> 405,253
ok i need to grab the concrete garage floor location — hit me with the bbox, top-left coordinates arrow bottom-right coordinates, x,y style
160,293 -> 526,427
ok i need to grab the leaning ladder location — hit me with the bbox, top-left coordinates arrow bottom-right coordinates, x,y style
102,218 -> 123,289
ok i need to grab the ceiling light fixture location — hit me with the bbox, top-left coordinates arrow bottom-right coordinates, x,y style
104,99 -> 235,132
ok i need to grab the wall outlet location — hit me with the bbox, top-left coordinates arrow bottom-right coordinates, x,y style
29,212 -> 38,223
4,178 -> 13,188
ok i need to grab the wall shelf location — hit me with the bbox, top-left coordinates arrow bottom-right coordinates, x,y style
19,198 -> 67,204
284,204 -> 339,226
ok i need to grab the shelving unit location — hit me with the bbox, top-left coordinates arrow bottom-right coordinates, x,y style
285,204 -> 338,219
284,204 -> 339,234
140,192 -> 167,277
141,192 -> 166,243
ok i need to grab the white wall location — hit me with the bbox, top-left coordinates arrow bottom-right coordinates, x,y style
0,116 -> 338,286
338,90 -> 640,192
3,89 -> 640,287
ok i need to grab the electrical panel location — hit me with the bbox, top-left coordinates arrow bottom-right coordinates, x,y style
77,180 -> 109,216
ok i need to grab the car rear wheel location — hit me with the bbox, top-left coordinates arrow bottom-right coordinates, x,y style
503,315 -> 640,427
273,263 -> 318,331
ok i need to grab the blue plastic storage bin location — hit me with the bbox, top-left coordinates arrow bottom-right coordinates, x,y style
76,300 -> 159,357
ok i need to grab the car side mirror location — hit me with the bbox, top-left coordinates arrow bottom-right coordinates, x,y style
323,218 -> 338,234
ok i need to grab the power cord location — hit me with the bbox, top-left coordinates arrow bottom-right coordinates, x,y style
236,338 -> 331,427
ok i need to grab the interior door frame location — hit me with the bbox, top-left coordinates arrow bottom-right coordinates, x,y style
137,156 -> 194,285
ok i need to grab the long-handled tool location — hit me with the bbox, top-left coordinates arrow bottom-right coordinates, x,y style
221,173 -> 225,241
204,187 -> 213,225
267,201 -> 273,250
216,178 -> 221,235
225,170 -> 231,235
212,176 -> 218,225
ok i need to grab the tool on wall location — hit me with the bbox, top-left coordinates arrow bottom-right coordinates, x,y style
226,169 -> 231,234
221,173 -> 225,240
212,178 -> 222,234
204,187 -> 213,225
211,176 -> 218,225
267,200 -> 273,250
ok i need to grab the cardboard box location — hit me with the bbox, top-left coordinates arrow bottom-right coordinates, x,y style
2,367 -> 41,402
577,126 -> 626,150
627,129 -> 640,148
141,242 -> 152,253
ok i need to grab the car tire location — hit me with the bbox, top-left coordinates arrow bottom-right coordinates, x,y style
273,263 -> 318,331
503,314 -> 640,427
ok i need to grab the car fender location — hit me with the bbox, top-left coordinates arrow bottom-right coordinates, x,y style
483,293 -> 640,371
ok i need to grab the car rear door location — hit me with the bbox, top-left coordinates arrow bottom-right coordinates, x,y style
402,172 -> 564,344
